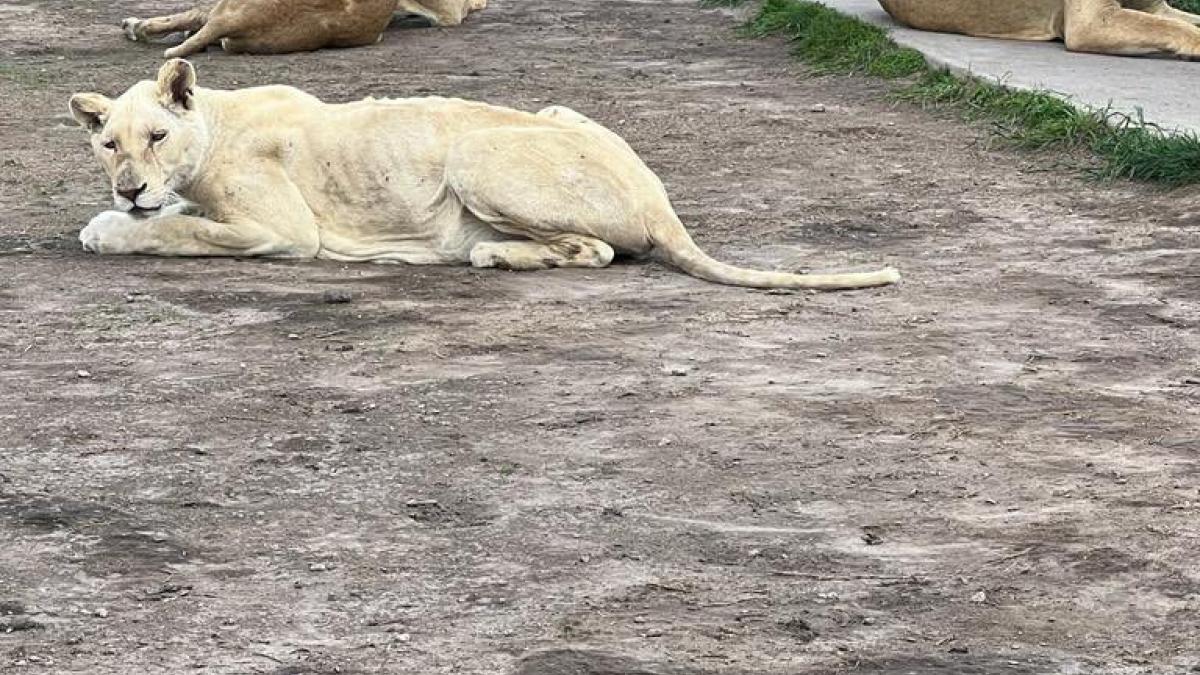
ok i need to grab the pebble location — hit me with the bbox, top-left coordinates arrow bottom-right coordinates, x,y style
309,562 -> 329,572
76,370 -> 91,379
322,290 -> 354,304
810,103 -> 827,113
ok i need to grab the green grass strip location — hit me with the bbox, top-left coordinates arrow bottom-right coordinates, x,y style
706,0 -> 1200,15
703,0 -> 1200,185
896,70 -> 1109,150
743,0 -> 926,77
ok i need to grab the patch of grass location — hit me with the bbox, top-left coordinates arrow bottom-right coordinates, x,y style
719,0 -> 1200,185
1170,0 -> 1200,13
897,70 -> 1109,150
745,0 -> 925,77
1094,114 -> 1200,183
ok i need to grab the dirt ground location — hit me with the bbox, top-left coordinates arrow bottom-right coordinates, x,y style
2,0 -> 1199,673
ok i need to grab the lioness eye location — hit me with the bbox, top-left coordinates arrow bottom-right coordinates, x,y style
150,130 -> 168,143
102,140 -> 117,150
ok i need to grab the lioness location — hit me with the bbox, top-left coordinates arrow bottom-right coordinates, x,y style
68,60 -> 899,291
122,0 -> 487,57
880,0 -> 1200,58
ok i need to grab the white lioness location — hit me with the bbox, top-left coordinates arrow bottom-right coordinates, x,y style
68,60 -> 899,291
880,0 -> 1200,58
122,0 -> 487,57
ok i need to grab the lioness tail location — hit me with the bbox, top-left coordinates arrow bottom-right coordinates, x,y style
652,220 -> 899,291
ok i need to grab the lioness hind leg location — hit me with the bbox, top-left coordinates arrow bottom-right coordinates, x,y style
163,19 -> 232,58
470,236 -> 615,271
1152,3 -> 1200,25
1124,0 -> 1200,25
1066,1 -> 1200,57
446,125 -> 663,262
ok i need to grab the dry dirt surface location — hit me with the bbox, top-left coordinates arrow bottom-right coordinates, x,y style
2,1 -> 1200,673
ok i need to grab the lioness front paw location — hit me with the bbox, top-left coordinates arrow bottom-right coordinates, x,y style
81,211 -> 136,254
121,17 -> 142,41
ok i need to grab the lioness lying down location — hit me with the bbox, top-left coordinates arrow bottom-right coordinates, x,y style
122,0 -> 487,57
880,0 -> 1200,58
68,60 -> 899,291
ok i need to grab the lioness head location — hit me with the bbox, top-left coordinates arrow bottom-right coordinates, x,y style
69,59 -> 209,212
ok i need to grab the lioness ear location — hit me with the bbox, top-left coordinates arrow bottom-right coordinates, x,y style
156,58 -> 196,110
68,93 -> 112,133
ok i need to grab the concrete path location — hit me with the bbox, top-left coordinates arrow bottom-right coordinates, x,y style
822,0 -> 1200,136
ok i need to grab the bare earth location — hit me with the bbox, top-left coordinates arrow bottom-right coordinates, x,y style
2,1 -> 1199,673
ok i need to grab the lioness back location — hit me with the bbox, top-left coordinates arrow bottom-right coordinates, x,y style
197,88 -> 568,248
880,0 -> 1065,40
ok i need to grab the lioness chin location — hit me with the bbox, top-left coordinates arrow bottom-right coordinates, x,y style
69,60 -> 899,292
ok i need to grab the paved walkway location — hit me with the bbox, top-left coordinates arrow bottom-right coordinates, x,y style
823,0 -> 1200,136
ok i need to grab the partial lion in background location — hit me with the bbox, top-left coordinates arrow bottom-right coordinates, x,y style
879,0 -> 1200,58
122,0 -> 488,57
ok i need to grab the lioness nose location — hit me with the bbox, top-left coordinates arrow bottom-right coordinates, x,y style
116,183 -> 147,203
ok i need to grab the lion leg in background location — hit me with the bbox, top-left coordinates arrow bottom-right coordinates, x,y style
162,19 -> 236,58
396,0 -> 480,26
1124,0 -> 1200,24
123,6 -> 211,42
160,0 -> 271,57
1066,0 -> 1200,57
